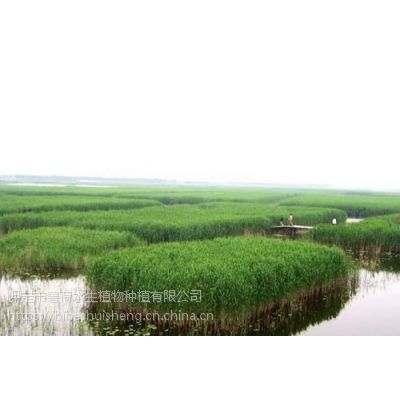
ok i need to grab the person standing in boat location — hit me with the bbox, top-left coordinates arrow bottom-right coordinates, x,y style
279,217 -> 284,226
288,214 -> 293,226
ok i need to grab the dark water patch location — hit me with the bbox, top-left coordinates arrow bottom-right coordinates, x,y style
345,249 -> 400,272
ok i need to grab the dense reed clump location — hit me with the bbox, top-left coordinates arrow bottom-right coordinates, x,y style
310,215 -> 400,252
86,237 -> 352,311
0,203 -> 346,242
112,189 -> 299,205
0,227 -> 140,271
0,185 -> 298,204
280,193 -> 400,217
0,195 -> 161,215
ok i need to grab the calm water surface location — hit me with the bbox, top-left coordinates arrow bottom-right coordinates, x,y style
301,269 -> 400,335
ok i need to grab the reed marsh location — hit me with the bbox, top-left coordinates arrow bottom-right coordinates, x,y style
310,215 -> 400,253
0,227 -> 140,272
0,203 -> 346,242
86,237 -> 352,311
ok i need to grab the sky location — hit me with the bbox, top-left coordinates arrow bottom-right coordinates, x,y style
1,1 -> 399,190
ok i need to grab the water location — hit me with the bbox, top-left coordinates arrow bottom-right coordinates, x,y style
1,252 -> 400,335
346,218 -> 364,224
301,269 -> 400,335
0,275 -> 91,336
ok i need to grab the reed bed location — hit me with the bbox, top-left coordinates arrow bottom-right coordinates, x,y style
310,215 -> 400,252
281,193 -> 400,217
86,237 -> 351,311
0,185 -> 298,205
0,204 -> 346,242
0,227 -> 140,271
0,195 -> 160,215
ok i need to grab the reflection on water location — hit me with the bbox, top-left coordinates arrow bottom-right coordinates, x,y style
0,275 -> 91,336
85,275 -> 357,336
1,252 -> 400,335
347,249 -> 400,273
301,269 -> 400,336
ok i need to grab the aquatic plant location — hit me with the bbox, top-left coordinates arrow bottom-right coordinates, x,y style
0,194 -> 160,215
0,227 -> 140,271
310,215 -> 400,252
0,204 -> 346,242
86,237 -> 352,311
0,185 -> 298,204
281,193 -> 400,217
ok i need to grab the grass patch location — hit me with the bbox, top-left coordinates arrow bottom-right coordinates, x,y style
86,237 -> 352,311
0,227 -> 140,272
0,185 -> 299,204
280,193 -> 400,217
0,204 -> 346,242
0,195 -> 161,215
309,215 -> 400,252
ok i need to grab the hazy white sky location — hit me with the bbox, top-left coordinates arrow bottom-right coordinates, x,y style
1,1 -> 399,189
